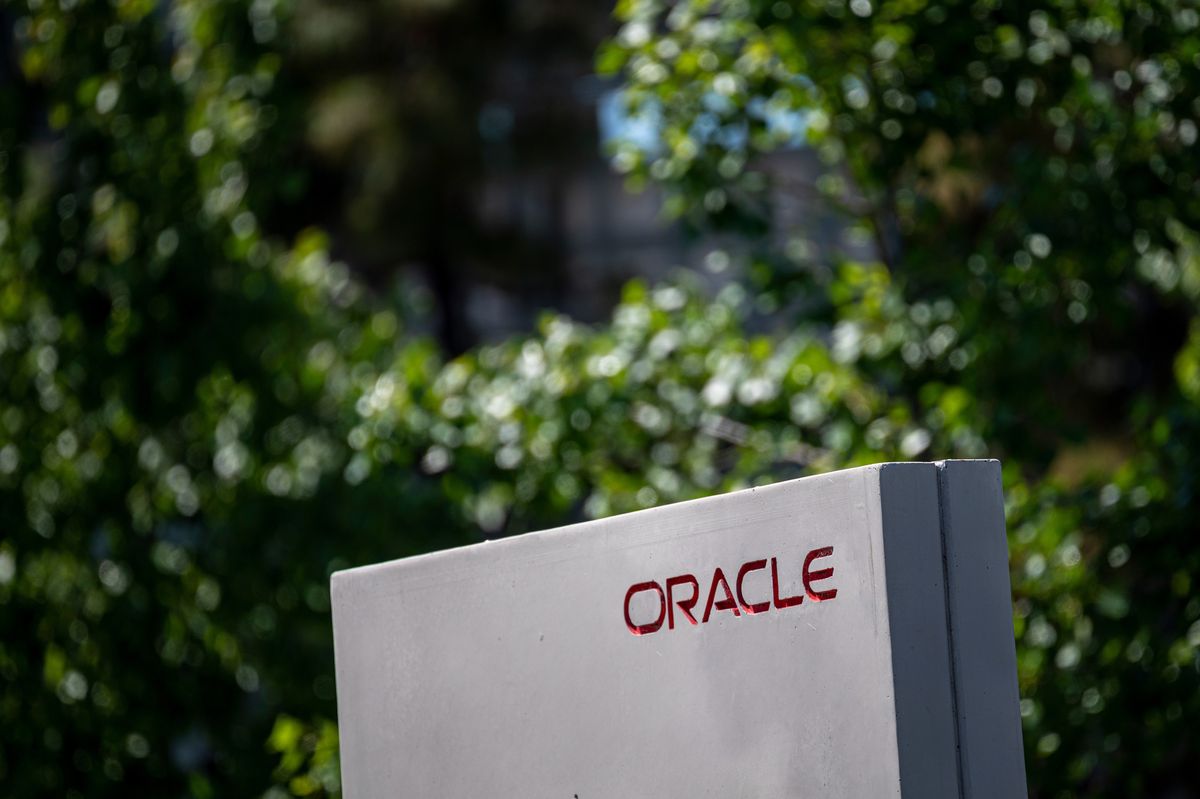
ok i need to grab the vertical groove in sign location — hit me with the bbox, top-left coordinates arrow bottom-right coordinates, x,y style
935,462 -> 968,799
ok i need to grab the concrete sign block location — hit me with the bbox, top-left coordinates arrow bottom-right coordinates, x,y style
331,460 -> 1026,797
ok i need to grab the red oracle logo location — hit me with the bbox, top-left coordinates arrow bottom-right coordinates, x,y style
623,546 -> 839,636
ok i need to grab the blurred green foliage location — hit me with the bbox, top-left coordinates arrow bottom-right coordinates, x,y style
1,1 -> 1199,798
603,0 -> 1200,795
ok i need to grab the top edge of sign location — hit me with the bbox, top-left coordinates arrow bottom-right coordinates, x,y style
332,458 -> 998,585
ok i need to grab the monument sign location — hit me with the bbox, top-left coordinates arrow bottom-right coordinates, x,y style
332,460 -> 1027,797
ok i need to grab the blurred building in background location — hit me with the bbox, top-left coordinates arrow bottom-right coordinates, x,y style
282,0 -> 866,350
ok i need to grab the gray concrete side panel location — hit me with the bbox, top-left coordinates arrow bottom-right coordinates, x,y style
879,463 -> 961,799
936,460 -> 1028,799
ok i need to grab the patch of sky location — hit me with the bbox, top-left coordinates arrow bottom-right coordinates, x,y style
599,88 -> 808,156
598,89 -> 664,154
